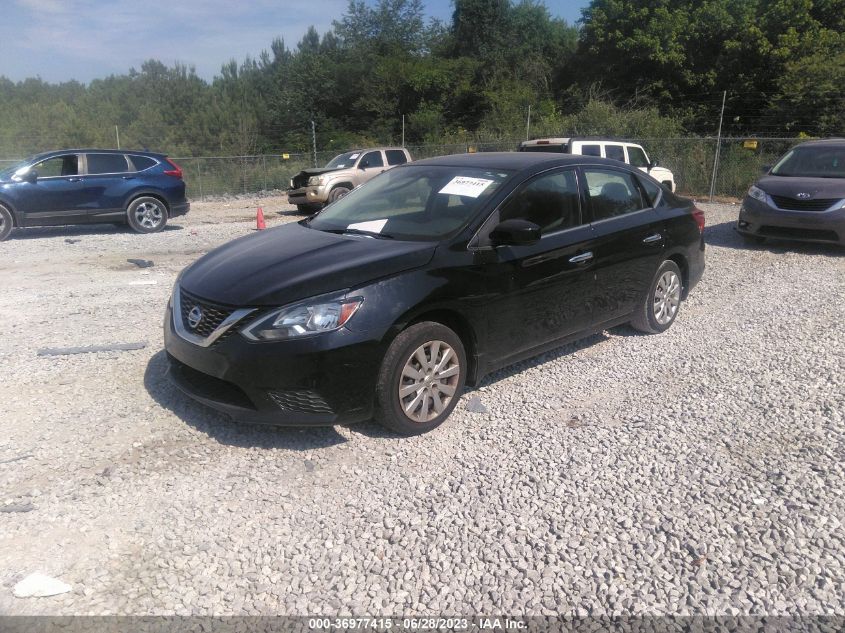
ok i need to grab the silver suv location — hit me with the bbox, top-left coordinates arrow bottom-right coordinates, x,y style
287,147 -> 412,212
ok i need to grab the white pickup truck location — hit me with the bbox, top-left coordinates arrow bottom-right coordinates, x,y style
518,137 -> 676,192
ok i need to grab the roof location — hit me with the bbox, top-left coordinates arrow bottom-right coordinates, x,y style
412,151 -> 623,171
28,148 -> 166,161
794,138 -> 845,148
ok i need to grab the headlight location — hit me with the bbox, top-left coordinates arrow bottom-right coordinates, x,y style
747,185 -> 767,202
307,175 -> 326,186
240,297 -> 362,341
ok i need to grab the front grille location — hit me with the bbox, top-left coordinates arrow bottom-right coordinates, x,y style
267,389 -> 334,415
760,225 -> 839,242
291,172 -> 310,189
179,289 -> 235,339
770,195 -> 839,212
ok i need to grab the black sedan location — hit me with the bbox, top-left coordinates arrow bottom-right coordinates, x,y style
164,153 -> 705,435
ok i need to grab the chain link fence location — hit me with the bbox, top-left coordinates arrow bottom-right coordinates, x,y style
0,137 -> 803,201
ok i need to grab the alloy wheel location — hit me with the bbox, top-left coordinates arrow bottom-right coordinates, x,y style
398,340 -> 460,423
653,270 -> 681,325
135,201 -> 163,229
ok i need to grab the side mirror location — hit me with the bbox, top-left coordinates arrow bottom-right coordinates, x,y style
649,159 -> 659,170
359,161 -> 369,170
760,164 -> 772,174
23,169 -> 38,183
490,219 -> 541,246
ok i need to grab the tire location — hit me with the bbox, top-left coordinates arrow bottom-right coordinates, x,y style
327,185 -> 351,204
631,260 -> 683,334
126,196 -> 168,234
374,321 -> 467,436
0,204 -> 13,242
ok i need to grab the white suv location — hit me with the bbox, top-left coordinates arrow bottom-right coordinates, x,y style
518,137 -> 676,192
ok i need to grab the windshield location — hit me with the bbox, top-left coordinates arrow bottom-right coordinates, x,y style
771,146 -> 845,178
307,165 -> 513,241
325,151 -> 361,169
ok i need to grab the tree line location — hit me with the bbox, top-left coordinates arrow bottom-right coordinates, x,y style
1,0 -> 843,159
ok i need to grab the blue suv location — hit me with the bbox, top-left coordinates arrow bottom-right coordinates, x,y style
0,149 -> 189,241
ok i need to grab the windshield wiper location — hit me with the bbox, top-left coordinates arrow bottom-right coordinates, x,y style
321,228 -> 394,239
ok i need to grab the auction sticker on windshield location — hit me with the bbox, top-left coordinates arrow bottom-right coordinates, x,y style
438,176 -> 494,198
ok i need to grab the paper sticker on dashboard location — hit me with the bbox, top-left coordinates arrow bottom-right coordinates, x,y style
347,219 -> 388,233
438,176 -> 494,198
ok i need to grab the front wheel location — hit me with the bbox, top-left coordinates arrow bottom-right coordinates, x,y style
374,322 -> 467,436
631,260 -> 683,334
126,197 -> 167,234
327,186 -> 351,204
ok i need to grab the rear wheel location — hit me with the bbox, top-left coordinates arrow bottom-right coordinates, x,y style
126,196 -> 167,234
631,260 -> 683,334
0,204 -> 13,242
375,322 -> 467,436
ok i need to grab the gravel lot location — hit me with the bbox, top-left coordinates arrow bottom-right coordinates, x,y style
0,198 -> 843,616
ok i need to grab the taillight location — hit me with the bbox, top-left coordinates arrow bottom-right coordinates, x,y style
692,207 -> 705,233
163,159 -> 183,179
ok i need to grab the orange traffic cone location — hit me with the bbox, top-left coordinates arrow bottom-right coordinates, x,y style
255,206 -> 266,230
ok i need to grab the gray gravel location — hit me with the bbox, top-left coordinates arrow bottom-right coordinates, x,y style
0,201 -> 843,616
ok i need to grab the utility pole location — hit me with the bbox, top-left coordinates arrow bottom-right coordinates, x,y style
401,114 -> 405,147
115,125 -> 120,149
526,105 -> 532,140
311,120 -> 317,167
709,90 -> 727,202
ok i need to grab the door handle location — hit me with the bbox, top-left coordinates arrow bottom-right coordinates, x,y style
568,251 -> 593,264
642,233 -> 662,244
122,176 -> 135,180
67,177 -> 83,182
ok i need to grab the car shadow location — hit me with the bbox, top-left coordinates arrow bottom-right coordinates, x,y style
705,219 -> 844,256
10,223 -> 184,240
477,331 -> 612,388
143,350 -> 349,450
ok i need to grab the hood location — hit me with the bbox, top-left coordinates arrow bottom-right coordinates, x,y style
299,167 -> 345,178
180,221 -> 436,306
757,175 -> 845,198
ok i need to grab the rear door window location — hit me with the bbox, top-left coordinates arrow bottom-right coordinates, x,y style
580,144 -> 601,157
87,153 -> 129,174
583,168 -> 647,221
605,145 -> 626,162
385,150 -> 408,166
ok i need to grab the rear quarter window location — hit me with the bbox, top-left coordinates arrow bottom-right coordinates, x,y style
580,144 -> 601,157
129,155 -> 157,171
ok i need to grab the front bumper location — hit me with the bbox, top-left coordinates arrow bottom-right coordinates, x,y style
287,186 -> 328,206
163,301 -> 385,426
737,197 -> 845,245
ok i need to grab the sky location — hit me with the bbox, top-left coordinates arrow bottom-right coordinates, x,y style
0,0 -> 586,84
